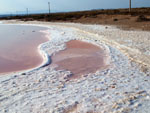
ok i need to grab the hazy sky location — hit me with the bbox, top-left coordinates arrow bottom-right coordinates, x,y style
0,0 -> 150,14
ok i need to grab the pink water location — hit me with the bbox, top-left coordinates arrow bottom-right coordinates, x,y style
0,25 -> 48,74
51,40 -> 108,79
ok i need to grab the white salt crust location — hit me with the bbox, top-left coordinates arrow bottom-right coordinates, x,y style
0,22 -> 150,113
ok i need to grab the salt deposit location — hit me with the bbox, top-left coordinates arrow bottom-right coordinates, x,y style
0,21 -> 150,113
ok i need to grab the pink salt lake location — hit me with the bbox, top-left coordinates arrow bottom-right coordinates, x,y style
0,25 -> 48,74
0,25 -> 108,78
51,40 -> 109,79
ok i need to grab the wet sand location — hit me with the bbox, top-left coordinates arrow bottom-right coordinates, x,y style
51,40 -> 108,79
0,25 -> 48,74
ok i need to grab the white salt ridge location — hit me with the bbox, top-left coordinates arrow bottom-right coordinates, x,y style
0,22 -> 150,113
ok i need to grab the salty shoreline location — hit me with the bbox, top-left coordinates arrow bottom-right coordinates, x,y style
0,22 -> 111,78
0,20 -> 150,113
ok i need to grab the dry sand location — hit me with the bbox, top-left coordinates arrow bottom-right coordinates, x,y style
0,20 -> 150,113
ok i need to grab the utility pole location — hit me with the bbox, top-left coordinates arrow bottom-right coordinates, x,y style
48,2 -> 50,14
16,11 -> 18,16
10,13 -> 12,17
129,0 -> 131,13
26,8 -> 29,16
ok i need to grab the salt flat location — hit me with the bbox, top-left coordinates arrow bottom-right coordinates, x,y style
0,20 -> 150,113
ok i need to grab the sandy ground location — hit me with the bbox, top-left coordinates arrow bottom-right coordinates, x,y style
71,14 -> 150,31
0,20 -> 150,113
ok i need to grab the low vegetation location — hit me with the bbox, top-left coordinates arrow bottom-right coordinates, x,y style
136,15 -> 150,22
1,7 -> 150,22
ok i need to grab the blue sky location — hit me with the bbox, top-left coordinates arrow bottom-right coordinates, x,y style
0,0 -> 150,14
